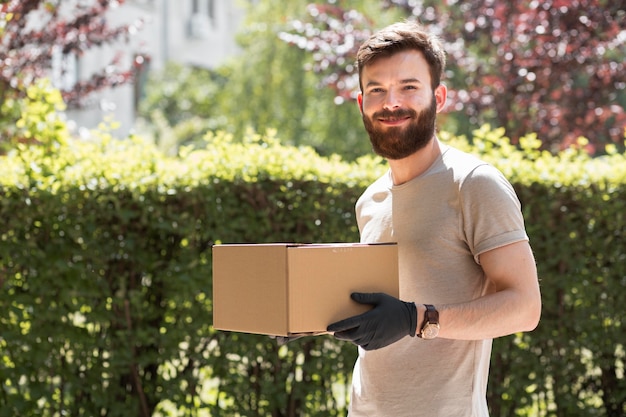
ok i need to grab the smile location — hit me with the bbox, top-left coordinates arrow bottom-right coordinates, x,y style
379,117 -> 411,126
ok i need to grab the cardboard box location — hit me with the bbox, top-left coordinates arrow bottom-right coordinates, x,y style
212,243 -> 398,337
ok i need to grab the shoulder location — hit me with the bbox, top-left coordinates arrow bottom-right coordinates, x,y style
356,170 -> 392,211
360,170 -> 391,196
441,146 -> 511,190
438,146 -> 520,212
441,146 -> 488,176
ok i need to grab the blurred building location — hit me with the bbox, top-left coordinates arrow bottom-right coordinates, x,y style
60,0 -> 250,137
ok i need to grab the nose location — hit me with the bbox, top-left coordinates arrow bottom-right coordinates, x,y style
382,90 -> 401,110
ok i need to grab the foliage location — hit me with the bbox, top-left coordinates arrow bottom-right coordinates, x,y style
137,0 -> 376,161
0,127 -> 366,417
1,118 -> 625,415
220,0 -> 311,146
0,78 -> 68,154
136,62 -> 229,154
0,0 -> 147,148
281,0 -> 626,154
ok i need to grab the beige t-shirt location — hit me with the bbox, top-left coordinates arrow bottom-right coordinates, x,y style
349,144 -> 528,417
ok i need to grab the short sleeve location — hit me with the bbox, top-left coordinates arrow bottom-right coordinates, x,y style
459,164 -> 528,264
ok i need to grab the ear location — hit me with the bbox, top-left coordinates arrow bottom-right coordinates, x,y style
434,84 -> 447,113
357,93 -> 364,115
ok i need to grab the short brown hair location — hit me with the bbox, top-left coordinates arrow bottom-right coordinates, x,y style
357,21 -> 446,91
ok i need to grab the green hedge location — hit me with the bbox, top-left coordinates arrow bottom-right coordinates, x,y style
1,125 -> 625,416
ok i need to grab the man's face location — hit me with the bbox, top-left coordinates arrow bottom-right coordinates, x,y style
358,50 -> 446,160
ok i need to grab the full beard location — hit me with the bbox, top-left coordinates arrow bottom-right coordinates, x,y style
363,96 -> 437,160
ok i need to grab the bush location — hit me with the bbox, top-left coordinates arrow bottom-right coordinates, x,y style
0,128 -> 368,417
0,79 -> 68,154
136,63 -> 230,155
0,122 -> 624,416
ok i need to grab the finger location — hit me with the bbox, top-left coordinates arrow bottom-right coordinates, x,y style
333,329 -> 360,341
327,314 -> 365,333
335,328 -> 373,348
350,292 -> 383,305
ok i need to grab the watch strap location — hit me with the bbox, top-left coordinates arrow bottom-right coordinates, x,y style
424,304 -> 439,324
417,304 -> 439,338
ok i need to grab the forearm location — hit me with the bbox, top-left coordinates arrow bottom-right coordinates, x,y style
417,288 -> 541,341
416,241 -> 542,341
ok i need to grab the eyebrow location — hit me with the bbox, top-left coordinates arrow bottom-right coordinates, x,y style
364,78 -> 423,88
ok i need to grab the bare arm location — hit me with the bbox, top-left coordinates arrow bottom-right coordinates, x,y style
420,240 -> 541,340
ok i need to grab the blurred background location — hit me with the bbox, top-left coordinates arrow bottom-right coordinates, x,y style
2,0 -> 624,160
1,2 -> 625,416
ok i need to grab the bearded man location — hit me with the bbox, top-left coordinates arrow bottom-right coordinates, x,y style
327,21 -> 542,416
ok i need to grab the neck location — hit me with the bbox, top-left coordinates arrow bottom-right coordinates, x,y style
388,137 -> 442,185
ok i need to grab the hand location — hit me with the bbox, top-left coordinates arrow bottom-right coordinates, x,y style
327,292 -> 417,350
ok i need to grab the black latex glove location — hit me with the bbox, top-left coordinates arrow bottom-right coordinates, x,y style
327,292 -> 417,350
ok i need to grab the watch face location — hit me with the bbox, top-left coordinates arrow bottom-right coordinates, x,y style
422,323 -> 440,340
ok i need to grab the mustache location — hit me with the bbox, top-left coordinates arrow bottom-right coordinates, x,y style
372,108 -> 417,120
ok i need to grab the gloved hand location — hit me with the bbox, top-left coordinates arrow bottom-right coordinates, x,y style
327,292 -> 417,350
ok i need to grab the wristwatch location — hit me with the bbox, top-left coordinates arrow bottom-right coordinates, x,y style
418,304 -> 440,339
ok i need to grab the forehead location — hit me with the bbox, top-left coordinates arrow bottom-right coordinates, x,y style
361,49 -> 432,86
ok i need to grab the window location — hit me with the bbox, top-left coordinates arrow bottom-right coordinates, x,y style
189,0 -> 215,39
192,0 -> 215,22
